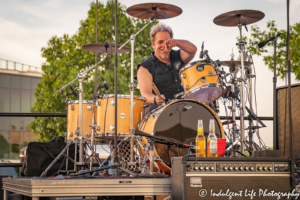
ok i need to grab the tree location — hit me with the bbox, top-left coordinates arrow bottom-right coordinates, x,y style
29,1 -> 157,142
240,20 -> 300,80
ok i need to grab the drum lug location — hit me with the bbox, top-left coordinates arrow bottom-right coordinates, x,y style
96,126 -> 100,131
85,132 -> 91,138
71,105 -> 74,111
74,129 -> 79,135
111,100 -> 115,106
184,85 -> 189,90
97,101 -> 101,106
181,73 -> 186,79
208,71 -> 214,76
200,77 -> 207,83
69,132 -> 73,137
87,105 -> 92,111
110,125 -> 115,131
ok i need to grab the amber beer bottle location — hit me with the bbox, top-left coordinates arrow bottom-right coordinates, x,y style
207,119 -> 218,157
196,119 -> 206,157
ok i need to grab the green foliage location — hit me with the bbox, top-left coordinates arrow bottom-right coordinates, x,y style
238,20 -> 300,80
29,1 -> 157,142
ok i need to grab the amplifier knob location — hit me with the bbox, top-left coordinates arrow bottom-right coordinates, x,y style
234,167 -> 238,171
229,167 -> 233,171
263,167 -> 267,171
250,167 -> 254,171
223,167 -> 228,171
244,167 -> 249,171
194,167 -> 198,170
268,167 -> 272,171
205,166 -> 209,171
199,166 -> 204,170
257,167 -> 262,171
239,166 -> 243,171
210,166 -> 214,171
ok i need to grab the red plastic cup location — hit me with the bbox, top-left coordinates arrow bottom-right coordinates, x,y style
217,139 -> 226,157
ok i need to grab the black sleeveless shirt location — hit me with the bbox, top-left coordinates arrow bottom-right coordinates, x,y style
137,50 -> 185,101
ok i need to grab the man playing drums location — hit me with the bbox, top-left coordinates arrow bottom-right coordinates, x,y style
137,23 -> 197,113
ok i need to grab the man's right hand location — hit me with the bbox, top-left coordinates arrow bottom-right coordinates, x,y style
155,95 -> 166,106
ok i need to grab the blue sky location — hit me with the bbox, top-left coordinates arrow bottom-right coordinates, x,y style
1,0 -> 299,147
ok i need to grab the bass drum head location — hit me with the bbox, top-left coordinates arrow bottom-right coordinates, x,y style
153,100 -> 223,167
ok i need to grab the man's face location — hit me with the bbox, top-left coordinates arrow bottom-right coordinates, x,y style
152,31 -> 171,59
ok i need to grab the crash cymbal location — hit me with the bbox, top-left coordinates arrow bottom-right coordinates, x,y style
126,3 -> 182,20
213,10 -> 265,26
82,43 -> 130,54
221,60 -> 253,68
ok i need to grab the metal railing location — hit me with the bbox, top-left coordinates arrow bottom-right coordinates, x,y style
0,58 -> 42,73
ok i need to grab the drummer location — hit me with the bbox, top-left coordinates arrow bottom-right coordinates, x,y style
137,23 -> 197,114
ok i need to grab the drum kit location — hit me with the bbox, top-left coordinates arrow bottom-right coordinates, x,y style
41,3 -> 267,177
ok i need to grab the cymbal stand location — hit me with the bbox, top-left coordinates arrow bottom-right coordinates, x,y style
56,53 -> 107,170
236,19 -> 247,155
118,16 -> 155,166
245,54 -> 255,156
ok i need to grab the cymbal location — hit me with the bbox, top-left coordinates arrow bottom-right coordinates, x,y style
213,10 -> 265,26
221,60 -> 253,68
82,43 -> 130,54
126,3 -> 182,20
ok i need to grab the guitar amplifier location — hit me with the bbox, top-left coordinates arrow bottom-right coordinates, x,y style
171,157 -> 294,200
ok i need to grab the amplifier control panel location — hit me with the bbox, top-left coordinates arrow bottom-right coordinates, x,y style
186,161 -> 290,174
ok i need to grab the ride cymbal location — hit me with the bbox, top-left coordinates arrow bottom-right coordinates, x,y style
82,43 -> 130,54
213,10 -> 265,26
221,60 -> 253,68
126,3 -> 182,19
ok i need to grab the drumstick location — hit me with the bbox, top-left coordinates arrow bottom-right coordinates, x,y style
151,83 -> 162,99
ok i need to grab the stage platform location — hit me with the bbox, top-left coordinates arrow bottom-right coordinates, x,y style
2,176 -> 171,200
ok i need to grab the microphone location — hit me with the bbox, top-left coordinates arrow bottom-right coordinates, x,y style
222,120 -> 235,125
199,41 -> 204,59
258,33 -> 283,48
100,75 -> 109,90
69,85 -> 78,97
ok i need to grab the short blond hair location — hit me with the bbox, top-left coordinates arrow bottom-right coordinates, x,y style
150,23 -> 173,43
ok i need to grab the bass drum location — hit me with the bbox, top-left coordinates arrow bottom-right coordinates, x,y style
138,99 -> 224,174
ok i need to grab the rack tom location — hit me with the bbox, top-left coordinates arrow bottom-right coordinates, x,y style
96,94 -> 146,140
179,61 -> 223,103
67,100 -> 98,141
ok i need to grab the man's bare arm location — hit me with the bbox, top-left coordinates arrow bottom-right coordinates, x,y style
137,66 -> 165,105
166,39 -> 197,64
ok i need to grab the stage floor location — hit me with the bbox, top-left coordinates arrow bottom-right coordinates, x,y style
2,176 -> 171,200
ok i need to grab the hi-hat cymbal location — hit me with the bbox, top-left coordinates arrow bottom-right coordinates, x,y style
213,10 -> 265,26
221,60 -> 253,68
126,3 -> 182,20
82,43 -> 130,54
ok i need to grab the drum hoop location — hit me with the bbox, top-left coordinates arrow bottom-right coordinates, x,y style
179,60 -> 214,75
100,94 -> 146,101
67,100 -> 96,104
151,99 -> 223,132
186,84 -> 222,94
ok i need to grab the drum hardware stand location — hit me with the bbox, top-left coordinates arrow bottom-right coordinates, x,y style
236,18 -> 248,155
56,53 -> 107,171
70,135 -> 138,177
118,16 -> 156,167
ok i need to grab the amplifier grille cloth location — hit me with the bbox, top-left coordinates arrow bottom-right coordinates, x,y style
277,84 -> 300,158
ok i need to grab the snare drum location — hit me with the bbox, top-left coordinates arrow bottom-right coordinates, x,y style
179,61 -> 223,103
96,94 -> 146,138
67,100 -> 98,141
138,99 -> 224,174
